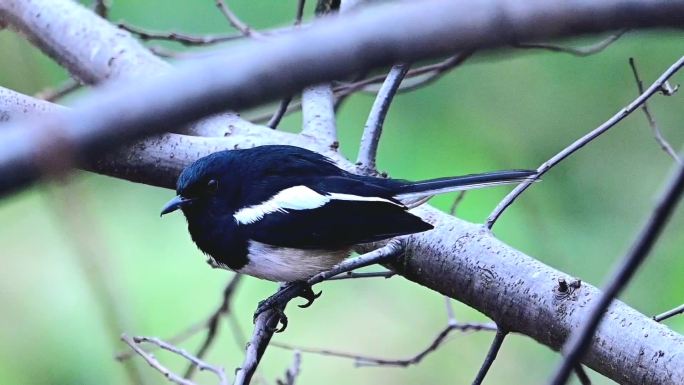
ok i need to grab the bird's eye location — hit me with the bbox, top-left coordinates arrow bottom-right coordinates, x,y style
207,179 -> 218,194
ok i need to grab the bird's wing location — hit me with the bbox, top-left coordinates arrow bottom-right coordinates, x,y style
235,177 -> 433,249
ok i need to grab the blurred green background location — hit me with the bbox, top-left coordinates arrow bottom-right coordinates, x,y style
1,1 -> 683,384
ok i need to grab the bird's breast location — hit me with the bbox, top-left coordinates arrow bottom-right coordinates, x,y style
239,241 -> 351,282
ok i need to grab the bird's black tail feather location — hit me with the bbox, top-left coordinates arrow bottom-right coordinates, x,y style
393,170 -> 537,207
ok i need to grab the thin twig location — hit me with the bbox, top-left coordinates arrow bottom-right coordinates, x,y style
574,365 -> 592,385
115,275 -> 243,364
92,0 -> 109,18
251,52 -> 474,125
549,158 -> 684,385
486,55 -> 684,229
267,97 -> 293,129
185,275 -> 243,379
513,30 -> 627,57
628,57 -> 682,164
295,0 -> 306,25
471,328 -> 507,385
445,296 -> 457,322
272,321 -> 496,367
449,191 -> 467,216
234,308 -> 283,385
215,0 -> 261,38
325,270 -> 396,280
122,335 -> 229,385
653,303 -> 684,322
276,351 -> 302,385
117,22 -> 243,46
357,63 -> 410,175
34,78 -> 82,102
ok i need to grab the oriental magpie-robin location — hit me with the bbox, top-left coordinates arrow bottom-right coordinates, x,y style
161,145 -> 535,319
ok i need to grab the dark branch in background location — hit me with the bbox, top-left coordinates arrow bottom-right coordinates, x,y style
654,303 -> 684,322
449,191 -> 467,215
117,22 -> 243,46
267,97 -> 293,129
357,63 -> 410,175
92,0 -> 109,19
574,365 -> 593,385
272,321 -> 496,367
122,335 -> 229,385
215,0 -> 261,38
628,57 -> 682,164
471,329 -> 507,385
512,30 -> 627,57
184,275 -> 242,379
295,0 -> 306,25
549,158 -> 684,384
486,55 -> 684,228
34,78 -> 82,102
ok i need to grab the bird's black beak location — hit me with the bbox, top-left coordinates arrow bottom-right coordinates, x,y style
160,195 -> 193,216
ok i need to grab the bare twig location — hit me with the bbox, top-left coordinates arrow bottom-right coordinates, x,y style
325,270 -> 396,280
234,308 -> 283,385
653,303 -> 684,322
449,191 -> 467,216
251,53 -> 473,125
267,97 -> 293,129
513,30 -> 627,57
92,0 -> 109,19
628,57 -> 682,164
117,22 -> 243,46
115,275 -> 244,365
444,296 -> 457,322
549,159 -> 684,385
471,328 -> 507,385
34,78 -> 82,102
295,0 -> 306,25
185,275 -> 243,379
276,351 -> 302,385
574,365 -> 592,385
122,334 -> 229,385
357,63 -> 410,174
486,55 -> 684,228
272,321 -> 496,367
215,0 -> 261,38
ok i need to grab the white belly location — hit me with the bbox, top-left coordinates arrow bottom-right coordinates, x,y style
239,241 -> 351,282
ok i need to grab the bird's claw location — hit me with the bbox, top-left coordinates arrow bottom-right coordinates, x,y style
252,281 -> 322,332
297,286 -> 322,308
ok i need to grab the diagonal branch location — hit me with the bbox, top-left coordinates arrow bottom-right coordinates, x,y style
549,160 -> 684,385
628,57 -> 682,164
486,55 -> 684,228
357,63 -> 410,175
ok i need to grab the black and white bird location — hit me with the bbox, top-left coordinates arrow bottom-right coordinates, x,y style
160,145 -> 535,283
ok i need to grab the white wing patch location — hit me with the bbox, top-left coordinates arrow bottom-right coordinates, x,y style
233,185 -> 402,225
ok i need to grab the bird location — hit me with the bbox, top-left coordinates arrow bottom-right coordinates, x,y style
161,145 -> 535,323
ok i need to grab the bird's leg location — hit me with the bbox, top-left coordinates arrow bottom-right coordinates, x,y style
253,281 -> 322,332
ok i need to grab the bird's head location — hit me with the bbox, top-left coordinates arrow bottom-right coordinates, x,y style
160,151 -> 237,218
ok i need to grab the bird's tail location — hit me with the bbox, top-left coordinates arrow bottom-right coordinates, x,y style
393,170 -> 537,208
